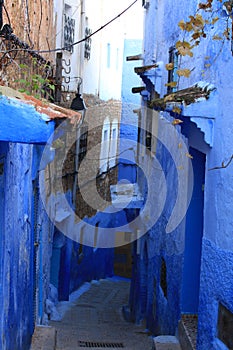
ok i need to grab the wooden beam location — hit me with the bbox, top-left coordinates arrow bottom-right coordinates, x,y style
132,87 -> 146,94
150,85 -> 215,110
126,54 -> 143,61
134,63 -> 158,74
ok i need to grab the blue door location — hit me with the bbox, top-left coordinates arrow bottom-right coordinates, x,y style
181,147 -> 205,313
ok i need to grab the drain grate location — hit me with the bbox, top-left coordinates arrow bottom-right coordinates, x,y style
78,341 -> 124,348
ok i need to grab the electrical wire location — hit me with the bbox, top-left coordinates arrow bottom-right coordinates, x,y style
41,0 -> 139,53
0,0 -> 139,55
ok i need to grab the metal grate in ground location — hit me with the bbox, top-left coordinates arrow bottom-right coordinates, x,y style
78,341 -> 124,348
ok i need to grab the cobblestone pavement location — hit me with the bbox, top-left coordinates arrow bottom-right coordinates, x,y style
50,278 -> 153,350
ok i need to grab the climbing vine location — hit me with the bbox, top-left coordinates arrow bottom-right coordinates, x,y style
165,0 -> 233,91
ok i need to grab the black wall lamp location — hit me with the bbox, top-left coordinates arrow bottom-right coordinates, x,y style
70,77 -> 86,120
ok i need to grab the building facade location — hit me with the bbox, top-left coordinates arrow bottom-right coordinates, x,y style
0,86 -> 82,349
126,1 -> 233,349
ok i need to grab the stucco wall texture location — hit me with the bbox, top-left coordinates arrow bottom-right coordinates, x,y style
1,143 -> 36,349
0,140 -> 56,350
3,0 -> 55,58
130,0 -> 233,349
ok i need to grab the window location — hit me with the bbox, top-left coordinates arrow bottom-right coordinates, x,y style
145,107 -> 152,152
142,0 -> 150,9
160,258 -> 167,298
99,118 -> 118,173
116,48 -> 119,70
107,43 -> 111,68
151,110 -> 159,154
104,130 -> 108,141
99,117 -> 111,173
109,119 -> 118,168
137,109 -> 146,158
64,4 -> 75,53
84,27 -> 92,60
167,46 -> 179,94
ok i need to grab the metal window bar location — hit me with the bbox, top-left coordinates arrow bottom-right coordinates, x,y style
63,13 -> 75,53
167,46 -> 178,94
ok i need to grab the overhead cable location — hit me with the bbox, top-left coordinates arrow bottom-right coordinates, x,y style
0,0 -> 138,56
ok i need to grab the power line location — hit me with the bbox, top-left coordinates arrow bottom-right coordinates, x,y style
41,0 -> 139,53
0,0 -> 139,56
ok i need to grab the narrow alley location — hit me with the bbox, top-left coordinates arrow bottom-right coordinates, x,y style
1,1 -> 233,349
31,278 -> 153,350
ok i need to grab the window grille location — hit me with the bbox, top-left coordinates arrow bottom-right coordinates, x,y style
84,27 -> 92,60
167,46 -> 179,94
64,13 -> 75,53
142,0 -> 150,9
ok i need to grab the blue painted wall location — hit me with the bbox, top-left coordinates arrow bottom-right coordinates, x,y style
0,96 -> 54,144
50,230 -> 114,301
128,125 -> 187,334
0,142 -> 35,350
129,0 -> 233,349
119,39 -> 142,182
0,140 -> 55,349
198,239 -> 233,350
49,207 -> 115,301
0,98 -> 57,349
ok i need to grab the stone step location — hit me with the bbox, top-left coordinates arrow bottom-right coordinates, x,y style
30,326 -> 56,350
178,315 -> 198,350
152,335 -> 182,350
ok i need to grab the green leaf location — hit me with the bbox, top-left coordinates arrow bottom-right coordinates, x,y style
19,63 -> 28,69
48,84 -> 55,91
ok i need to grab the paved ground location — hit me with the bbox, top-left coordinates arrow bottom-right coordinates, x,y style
49,278 -> 153,350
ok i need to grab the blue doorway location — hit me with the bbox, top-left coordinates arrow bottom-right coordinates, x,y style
181,147 -> 206,313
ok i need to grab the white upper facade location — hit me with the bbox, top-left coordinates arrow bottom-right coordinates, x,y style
54,0 -> 143,101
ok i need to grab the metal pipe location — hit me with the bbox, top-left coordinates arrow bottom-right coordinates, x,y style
79,0 -> 85,92
38,224 -> 43,324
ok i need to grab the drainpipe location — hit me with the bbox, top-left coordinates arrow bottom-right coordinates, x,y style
98,0 -> 104,97
72,1 -> 86,207
80,0 -> 85,90
73,127 -> 81,206
38,224 -> 43,324
32,179 -> 44,325
0,0 -> 4,30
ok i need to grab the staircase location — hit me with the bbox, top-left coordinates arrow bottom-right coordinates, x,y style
178,315 -> 198,350
30,326 -> 56,350
152,314 -> 198,350
152,336 -> 181,350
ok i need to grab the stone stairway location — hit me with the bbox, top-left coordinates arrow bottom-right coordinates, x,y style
152,336 -> 181,350
178,315 -> 198,350
152,314 -> 198,350
30,326 -> 56,350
